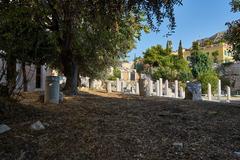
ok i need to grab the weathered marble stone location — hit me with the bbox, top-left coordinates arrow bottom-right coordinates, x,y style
31,121 -> 45,130
139,79 -> 148,96
218,79 -> 221,100
208,83 -> 212,101
156,80 -> 160,96
227,86 -> 231,103
159,78 -> 163,96
136,82 -> 139,95
0,124 -> 11,134
173,142 -> 183,150
186,82 -> 203,101
106,81 -> 112,93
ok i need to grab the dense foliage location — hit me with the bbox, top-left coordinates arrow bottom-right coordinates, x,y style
190,52 -> 212,78
178,40 -> 184,58
108,67 -> 121,81
190,51 -> 219,93
225,0 -> 240,61
143,44 -> 192,82
0,0 -> 183,96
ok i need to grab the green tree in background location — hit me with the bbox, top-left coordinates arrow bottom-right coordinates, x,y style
198,70 -> 219,93
190,51 -> 218,93
192,41 -> 200,53
190,52 -> 212,78
212,51 -> 219,63
166,40 -> 173,55
108,67 -> 121,81
0,0 -> 57,95
143,44 -> 192,82
34,0 -> 182,95
225,0 -> 240,61
143,45 -> 167,67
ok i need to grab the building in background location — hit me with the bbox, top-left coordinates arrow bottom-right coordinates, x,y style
181,43 -> 233,63
173,32 -> 234,63
119,61 -> 139,81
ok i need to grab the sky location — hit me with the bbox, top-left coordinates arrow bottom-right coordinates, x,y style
128,0 -> 239,61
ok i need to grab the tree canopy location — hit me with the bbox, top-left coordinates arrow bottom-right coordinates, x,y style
178,40 -> 184,58
0,0 -> 183,95
143,44 -> 192,82
225,0 -> 240,61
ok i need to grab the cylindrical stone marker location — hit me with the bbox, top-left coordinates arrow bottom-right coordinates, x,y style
149,80 -> 153,96
175,80 -> 178,98
180,86 -> 185,98
156,80 -> 160,96
44,76 -> 60,104
165,80 -> 169,96
136,82 -> 139,95
208,83 -> 212,101
218,79 -> 221,101
116,78 -> 121,92
227,86 -> 231,103
159,78 -> 163,96
121,81 -> 126,92
106,81 -> 112,93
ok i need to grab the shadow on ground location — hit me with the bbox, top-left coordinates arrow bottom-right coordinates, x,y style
0,91 -> 240,160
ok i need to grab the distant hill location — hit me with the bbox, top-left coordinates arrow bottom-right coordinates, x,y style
196,32 -> 226,46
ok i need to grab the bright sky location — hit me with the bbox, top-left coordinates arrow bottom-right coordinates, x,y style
128,0 -> 239,61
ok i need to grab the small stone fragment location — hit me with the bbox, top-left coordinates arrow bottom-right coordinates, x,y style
31,121 -> 45,130
0,124 -> 11,134
173,142 -> 184,150
234,151 -> 240,157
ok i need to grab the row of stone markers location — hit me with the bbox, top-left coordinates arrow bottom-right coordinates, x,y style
105,78 -> 185,99
207,80 -> 231,102
145,79 -> 185,98
106,78 -> 232,103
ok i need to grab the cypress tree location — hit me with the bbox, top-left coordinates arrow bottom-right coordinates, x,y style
178,40 -> 184,58
166,40 -> 173,55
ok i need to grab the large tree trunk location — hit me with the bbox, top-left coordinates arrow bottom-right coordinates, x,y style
21,62 -> 28,92
71,60 -> 78,95
61,52 -> 72,91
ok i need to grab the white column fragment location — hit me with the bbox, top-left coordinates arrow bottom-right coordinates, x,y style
136,82 -> 139,95
116,78 -> 121,92
179,87 -> 185,99
156,80 -> 160,96
218,79 -> 221,101
208,83 -> 212,101
106,81 -> 112,93
149,80 -> 153,96
175,80 -> 178,98
159,78 -> 163,96
227,86 -> 231,103
165,80 -> 169,97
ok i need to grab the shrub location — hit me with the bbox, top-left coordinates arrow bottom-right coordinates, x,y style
197,70 -> 219,94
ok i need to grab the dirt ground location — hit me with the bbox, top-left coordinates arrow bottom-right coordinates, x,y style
1,90 -> 240,160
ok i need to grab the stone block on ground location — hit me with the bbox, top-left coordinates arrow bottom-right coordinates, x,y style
234,151 -> 240,158
31,121 -> 45,131
0,124 -> 11,134
173,142 -> 183,150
